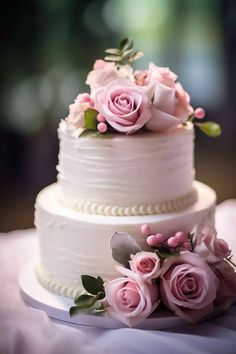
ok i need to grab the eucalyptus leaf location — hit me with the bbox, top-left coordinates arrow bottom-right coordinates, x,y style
84,109 -> 98,130
110,232 -> 142,267
105,48 -> 121,55
121,49 -> 134,59
129,51 -> 143,62
104,55 -> 122,62
119,37 -> 133,51
196,121 -> 222,137
81,275 -> 104,295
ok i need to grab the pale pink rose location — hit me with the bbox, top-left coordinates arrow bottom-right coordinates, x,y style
212,261 -> 236,312
129,251 -> 161,281
174,82 -> 193,120
137,63 -> 177,95
193,225 -> 231,263
105,266 -> 159,327
137,63 -> 193,133
66,93 -> 93,129
149,64 -> 177,89
160,251 -> 219,323
94,79 -> 151,134
86,60 -> 134,92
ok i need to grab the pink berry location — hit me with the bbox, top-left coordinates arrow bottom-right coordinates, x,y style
97,122 -> 107,133
167,236 -> 179,248
147,235 -> 158,247
155,233 -> 165,243
194,107 -> 205,119
97,113 -> 106,123
175,231 -> 187,244
141,224 -> 151,236
183,242 -> 192,251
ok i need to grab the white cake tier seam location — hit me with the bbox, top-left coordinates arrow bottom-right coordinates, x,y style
58,187 -> 198,216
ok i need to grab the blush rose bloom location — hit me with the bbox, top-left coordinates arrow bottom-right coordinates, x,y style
211,260 -> 236,312
160,251 -> 219,323
105,266 -> 159,327
129,251 -> 161,281
66,93 -> 93,129
193,225 -> 231,263
94,79 -> 151,134
135,63 -> 193,132
86,59 -> 134,93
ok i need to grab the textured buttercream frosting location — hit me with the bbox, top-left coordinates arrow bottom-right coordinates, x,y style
57,121 -> 196,215
35,181 -> 216,298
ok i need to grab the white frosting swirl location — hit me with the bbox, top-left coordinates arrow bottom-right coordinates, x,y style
57,121 -> 195,214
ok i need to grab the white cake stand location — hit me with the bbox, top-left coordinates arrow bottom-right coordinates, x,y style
19,261 -> 186,330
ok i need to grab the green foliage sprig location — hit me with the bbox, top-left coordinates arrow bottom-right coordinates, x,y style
104,37 -> 143,67
69,275 -> 106,317
188,114 -> 222,138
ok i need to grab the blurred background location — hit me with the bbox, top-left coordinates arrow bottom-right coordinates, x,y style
0,0 -> 235,231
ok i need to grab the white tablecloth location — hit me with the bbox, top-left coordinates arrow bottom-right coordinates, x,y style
1,200 -> 236,354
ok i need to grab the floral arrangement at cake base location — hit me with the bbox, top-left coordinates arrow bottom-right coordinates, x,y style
70,224 -> 236,327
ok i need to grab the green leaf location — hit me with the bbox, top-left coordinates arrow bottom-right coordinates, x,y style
121,49 -> 134,59
154,246 -> 180,259
196,121 -> 222,137
79,130 -> 112,139
129,51 -> 143,62
74,294 -> 97,308
79,129 -> 95,137
81,275 -> 104,295
119,37 -> 133,51
69,306 -> 81,317
96,291 -> 106,300
104,55 -> 122,62
84,108 -> 98,130
105,48 -> 121,55
92,302 -> 106,315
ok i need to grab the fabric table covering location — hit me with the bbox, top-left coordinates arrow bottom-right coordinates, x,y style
1,200 -> 236,354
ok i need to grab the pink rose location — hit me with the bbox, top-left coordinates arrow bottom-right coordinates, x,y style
193,225 -> 231,263
94,79 -> 151,134
86,60 -> 134,93
129,251 -> 161,281
160,251 -> 219,323
66,93 -> 93,129
105,266 -> 159,327
136,63 -> 193,133
212,261 -> 236,311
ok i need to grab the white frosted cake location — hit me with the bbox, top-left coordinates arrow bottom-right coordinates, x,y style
34,39 -> 235,327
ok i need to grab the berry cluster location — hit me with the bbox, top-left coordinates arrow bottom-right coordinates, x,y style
141,224 -> 192,253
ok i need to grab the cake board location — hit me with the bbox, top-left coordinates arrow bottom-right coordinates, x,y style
19,261 -> 186,330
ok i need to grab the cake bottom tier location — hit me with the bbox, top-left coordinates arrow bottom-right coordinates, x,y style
35,181 -> 216,298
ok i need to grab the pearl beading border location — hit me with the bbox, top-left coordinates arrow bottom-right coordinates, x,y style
35,266 -> 81,299
59,188 -> 198,216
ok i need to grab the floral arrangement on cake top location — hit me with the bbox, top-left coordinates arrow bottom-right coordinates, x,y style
70,224 -> 236,327
66,37 -> 221,138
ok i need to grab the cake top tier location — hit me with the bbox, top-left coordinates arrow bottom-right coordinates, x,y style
65,38 -> 221,139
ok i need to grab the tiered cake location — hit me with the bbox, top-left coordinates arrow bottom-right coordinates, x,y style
34,40 -> 235,327
35,122 -> 216,298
